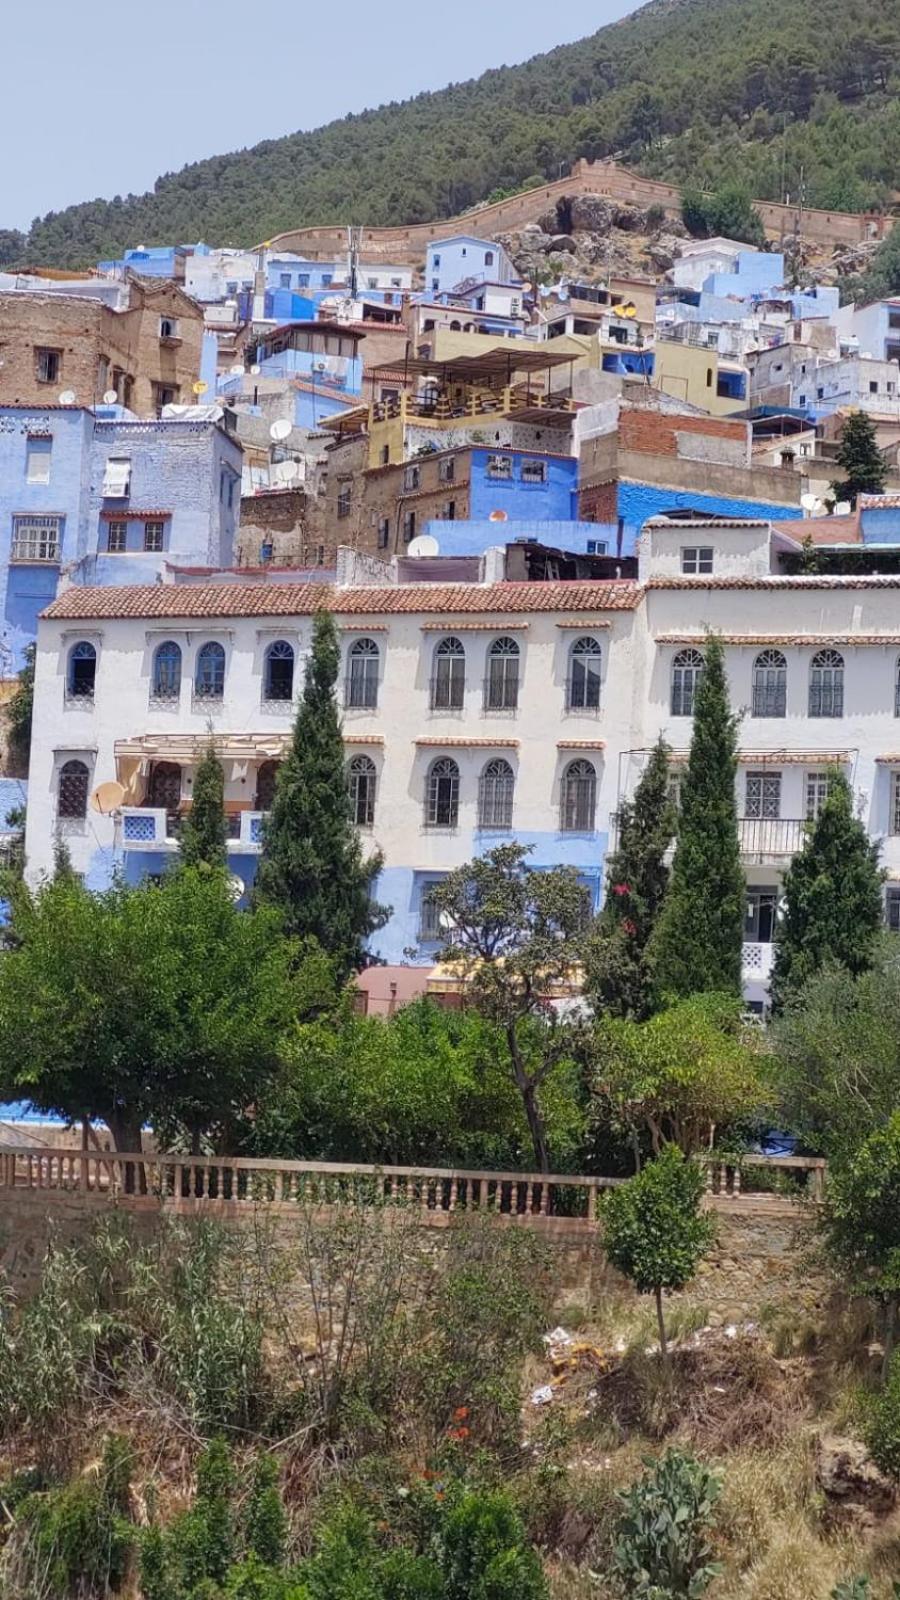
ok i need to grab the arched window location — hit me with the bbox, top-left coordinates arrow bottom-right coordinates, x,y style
194,641 -> 225,700
147,761 -> 182,812
485,636 -> 519,711
263,640 -> 294,702
425,757 -> 460,827
751,649 -> 787,718
567,636 -> 602,710
348,755 -> 377,826
478,759 -> 514,829
67,641 -> 96,699
809,648 -> 844,718
431,636 -> 465,710
255,760 -> 280,812
346,638 -> 379,709
671,648 -> 704,717
58,758 -> 89,818
561,759 -> 597,832
151,640 -> 181,702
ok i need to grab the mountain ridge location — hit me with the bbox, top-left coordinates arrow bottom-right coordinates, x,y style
14,0 -> 900,269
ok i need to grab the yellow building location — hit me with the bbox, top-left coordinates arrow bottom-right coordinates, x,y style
652,339 -> 750,416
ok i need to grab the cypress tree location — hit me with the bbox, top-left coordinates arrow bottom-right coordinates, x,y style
832,411 -> 887,506
179,740 -> 227,871
649,635 -> 744,1000
585,736 -> 675,1019
772,768 -> 883,1012
255,609 -> 387,977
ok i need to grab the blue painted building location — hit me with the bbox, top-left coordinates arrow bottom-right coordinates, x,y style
615,482 -> 801,555
426,235 -> 519,296
254,323 -> 364,396
467,448 -> 578,522
423,519 -> 616,557
0,405 -> 242,667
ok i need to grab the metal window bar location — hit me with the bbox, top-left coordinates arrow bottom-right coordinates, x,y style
745,774 -> 781,820
809,668 -> 844,717
426,770 -> 459,827
431,662 -> 465,710
751,671 -> 786,718
484,659 -> 519,711
568,661 -> 601,710
478,768 -> 514,829
562,774 -> 596,832
346,658 -> 378,709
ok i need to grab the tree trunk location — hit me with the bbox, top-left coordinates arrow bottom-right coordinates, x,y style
107,1110 -> 144,1195
506,1022 -> 550,1173
883,1295 -> 898,1382
655,1284 -> 669,1368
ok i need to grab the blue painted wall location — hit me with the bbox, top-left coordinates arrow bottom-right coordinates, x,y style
293,390 -> 355,429
861,504 -> 900,544
618,481 -> 799,556
426,236 -> 517,295
258,345 -> 363,395
267,258 -> 337,293
706,251 -> 785,297
423,519 -> 617,557
468,449 -> 577,522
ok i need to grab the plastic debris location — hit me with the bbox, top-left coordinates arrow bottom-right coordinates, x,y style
531,1384 -> 555,1406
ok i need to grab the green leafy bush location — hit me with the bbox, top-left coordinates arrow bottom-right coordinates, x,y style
443,1489 -> 548,1600
612,1448 -> 722,1597
13,1435 -> 134,1596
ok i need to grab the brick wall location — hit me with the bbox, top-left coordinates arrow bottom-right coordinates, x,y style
619,408 -> 748,460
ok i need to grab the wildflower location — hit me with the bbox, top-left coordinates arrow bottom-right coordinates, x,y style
621,918 -> 637,936
613,882 -> 630,896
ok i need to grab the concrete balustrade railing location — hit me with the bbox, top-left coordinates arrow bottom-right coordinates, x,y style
0,1148 -> 826,1229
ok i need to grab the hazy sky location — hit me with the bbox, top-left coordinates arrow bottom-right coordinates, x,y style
1,0 -> 642,231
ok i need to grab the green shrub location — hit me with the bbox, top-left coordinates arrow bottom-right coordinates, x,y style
16,1435 -> 134,1595
612,1448 -> 722,1597
443,1489 -> 548,1600
245,1455 -> 287,1568
865,1348 -> 900,1480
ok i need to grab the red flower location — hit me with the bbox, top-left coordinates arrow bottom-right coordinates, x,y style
622,918 -> 637,936
613,882 -> 631,897
453,1406 -> 469,1421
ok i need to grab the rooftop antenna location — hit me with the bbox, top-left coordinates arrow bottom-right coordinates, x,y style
347,224 -> 362,300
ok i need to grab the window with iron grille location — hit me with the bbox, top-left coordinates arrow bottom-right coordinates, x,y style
745,771 -> 781,820
751,649 -> 787,717
403,464 -> 420,491
419,884 -> 444,939
402,511 -> 416,542
346,638 -> 379,708
671,648 -> 704,716
892,772 -> 900,836
521,459 -> 547,484
561,759 -> 596,832
35,348 -> 61,383
567,636 -> 601,710
67,641 -> 96,699
894,657 -> 900,718
478,759 -> 514,829
425,758 -> 460,827
107,520 -> 128,553
886,885 -> 900,932
439,457 -> 455,483
431,636 -> 465,709
151,641 -> 182,701
377,518 -> 390,550
486,454 -> 512,480
348,755 -> 376,826
12,514 -> 61,562
58,759 -> 89,818
264,640 -> 294,702
485,636 -> 519,710
148,761 -> 182,813
337,485 -> 351,518
143,520 -> 165,553
809,648 -> 844,717
195,641 -> 225,699
681,546 -> 714,575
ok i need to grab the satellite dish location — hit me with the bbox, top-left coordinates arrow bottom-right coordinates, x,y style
91,781 -> 125,815
58,389 -> 76,405
489,509 -> 508,522
407,533 -> 440,558
834,501 -> 852,516
274,460 -> 300,484
229,363 -> 244,376
227,873 -> 245,905
102,389 -> 118,405
250,364 -> 261,376
800,492 -> 819,512
270,418 -> 292,442
192,380 -> 208,396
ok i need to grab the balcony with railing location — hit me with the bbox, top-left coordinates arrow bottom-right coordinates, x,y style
738,816 -> 806,860
120,808 -> 266,854
741,941 -> 774,981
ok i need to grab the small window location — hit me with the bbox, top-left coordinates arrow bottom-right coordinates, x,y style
25,435 -> 51,484
67,641 -> 97,700
870,380 -> 879,394
58,759 -> 89,819
478,758 -> 514,829
12,514 -> 60,562
143,519 -> 165,553
433,255 -> 441,268
321,274 -> 332,287
484,250 -> 494,266
380,445 -> 390,466
377,517 -> 390,550
419,883 -> 444,940
751,649 -> 787,718
425,757 -> 460,828
152,640 -> 182,701
805,770 -> 831,821
297,273 -> 310,288
316,544 -> 325,566
681,546 -> 714,575
892,772 -> 900,836
402,511 -> 416,542
706,367 -> 713,387
107,520 -> 128,553
403,464 -> 420,491
809,648 -> 844,718
745,771 -> 782,820
102,457 -> 131,498
567,636 -> 602,711
159,316 -> 179,340
337,484 -> 352,519
586,539 -> 608,555
279,273 -> 291,288
521,459 -> 547,484
348,755 -> 377,827
486,454 -> 512,480
35,347 -> 61,383
485,636 -> 519,711
346,638 -> 379,709
561,759 -> 596,832
439,457 -> 455,483
671,648 -> 704,717
147,761 -> 182,814
195,641 -> 225,700
263,640 -> 294,702
886,885 -> 900,932
432,636 -> 465,710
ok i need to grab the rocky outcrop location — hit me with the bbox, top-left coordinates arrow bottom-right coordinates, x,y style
816,1434 -> 897,1532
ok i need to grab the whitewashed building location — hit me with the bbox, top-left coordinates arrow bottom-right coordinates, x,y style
25,520 -> 900,1001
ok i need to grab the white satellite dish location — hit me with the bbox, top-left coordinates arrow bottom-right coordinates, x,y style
229,363 -> 244,376
800,492 -> 819,512
58,389 -> 76,405
250,363 -> 261,376
275,460 -> 300,484
270,418 -> 292,442
102,389 -> 118,405
227,873 -> 245,904
407,534 -> 440,558
834,501 -> 852,516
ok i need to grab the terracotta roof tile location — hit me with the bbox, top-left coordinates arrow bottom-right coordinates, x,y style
42,579 -> 642,623
647,575 -> 900,590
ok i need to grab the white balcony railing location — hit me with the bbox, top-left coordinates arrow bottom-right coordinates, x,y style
741,941 -> 774,980
120,808 -> 266,853
738,817 -> 806,860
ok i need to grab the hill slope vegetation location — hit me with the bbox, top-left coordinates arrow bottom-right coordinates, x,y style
15,0 -> 900,268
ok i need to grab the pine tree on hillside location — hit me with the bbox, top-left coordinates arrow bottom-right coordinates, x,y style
179,740 -> 227,871
772,768 -> 884,1013
254,609 -> 387,978
649,636 -> 744,1001
585,737 -> 675,1019
832,411 -> 887,506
